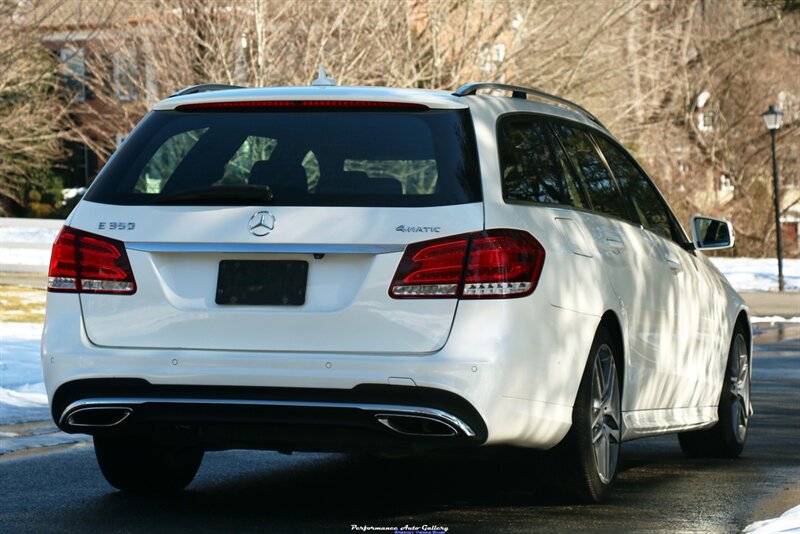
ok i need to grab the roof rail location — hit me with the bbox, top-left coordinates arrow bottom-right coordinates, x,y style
169,84 -> 245,98
453,82 -> 605,129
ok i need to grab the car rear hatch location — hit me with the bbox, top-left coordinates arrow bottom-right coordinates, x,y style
67,95 -> 483,354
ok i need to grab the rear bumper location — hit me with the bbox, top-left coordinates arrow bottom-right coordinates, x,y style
53,379 -> 486,452
43,292 -> 600,450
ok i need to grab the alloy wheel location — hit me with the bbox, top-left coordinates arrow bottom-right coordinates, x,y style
591,344 -> 621,484
729,333 -> 750,443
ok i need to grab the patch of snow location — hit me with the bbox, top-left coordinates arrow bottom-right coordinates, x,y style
0,225 -> 61,244
710,258 -> 800,292
0,218 -> 62,273
0,247 -> 52,266
0,384 -> 47,407
0,322 -> 49,425
62,187 -> 86,202
743,504 -> 800,533
751,316 -> 800,324
0,431 -> 89,456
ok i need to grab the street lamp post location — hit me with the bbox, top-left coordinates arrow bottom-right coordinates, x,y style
762,105 -> 784,291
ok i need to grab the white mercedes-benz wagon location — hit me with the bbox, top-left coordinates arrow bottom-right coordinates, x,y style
43,79 -> 752,502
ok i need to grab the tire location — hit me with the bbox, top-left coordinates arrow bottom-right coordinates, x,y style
678,325 -> 751,458
551,328 -> 622,503
94,435 -> 204,492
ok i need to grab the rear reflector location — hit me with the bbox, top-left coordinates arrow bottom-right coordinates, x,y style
389,229 -> 545,299
176,100 -> 429,111
48,227 -> 136,294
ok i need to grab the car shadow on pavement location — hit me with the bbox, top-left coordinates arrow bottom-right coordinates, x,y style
63,443 -> 702,533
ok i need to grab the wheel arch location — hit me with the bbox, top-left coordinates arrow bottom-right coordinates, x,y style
734,308 -> 752,355
598,311 -> 626,397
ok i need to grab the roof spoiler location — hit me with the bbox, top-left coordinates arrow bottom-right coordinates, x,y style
169,84 -> 245,98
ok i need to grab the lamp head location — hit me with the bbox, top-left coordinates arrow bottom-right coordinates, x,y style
762,105 -> 784,131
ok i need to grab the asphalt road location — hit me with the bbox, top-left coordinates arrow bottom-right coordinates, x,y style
1,326 -> 798,534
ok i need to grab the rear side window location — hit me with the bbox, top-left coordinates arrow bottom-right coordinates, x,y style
498,115 -> 584,207
552,124 -> 628,220
594,136 -> 677,241
85,108 -> 481,207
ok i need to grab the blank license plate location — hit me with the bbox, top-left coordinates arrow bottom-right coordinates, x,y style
216,260 -> 308,306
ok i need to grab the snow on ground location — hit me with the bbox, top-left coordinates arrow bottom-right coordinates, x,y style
0,322 -> 49,425
0,219 -> 62,273
0,225 -> 61,244
751,316 -> 800,324
0,247 -> 52,269
710,257 -> 800,292
743,504 -> 800,533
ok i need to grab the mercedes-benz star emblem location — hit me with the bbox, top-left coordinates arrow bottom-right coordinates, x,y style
248,211 -> 276,236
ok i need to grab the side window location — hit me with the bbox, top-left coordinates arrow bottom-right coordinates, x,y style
498,116 -> 583,207
595,136 -> 676,241
552,124 -> 627,220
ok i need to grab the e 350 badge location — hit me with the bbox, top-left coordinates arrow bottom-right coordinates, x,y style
98,221 -> 136,230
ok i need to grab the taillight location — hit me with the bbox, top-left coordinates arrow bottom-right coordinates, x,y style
389,229 -> 545,299
48,227 -> 136,294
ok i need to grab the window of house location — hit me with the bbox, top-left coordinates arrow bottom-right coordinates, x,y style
60,47 -> 86,102
113,48 -> 139,101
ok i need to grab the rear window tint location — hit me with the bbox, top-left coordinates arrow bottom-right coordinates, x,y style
85,108 -> 481,207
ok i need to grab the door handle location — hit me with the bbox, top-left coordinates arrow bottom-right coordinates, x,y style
605,237 -> 625,251
665,257 -> 683,274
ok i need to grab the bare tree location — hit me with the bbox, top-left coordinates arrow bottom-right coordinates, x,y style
0,0 -> 123,214
68,0 -> 799,256
0,0 -> 68,212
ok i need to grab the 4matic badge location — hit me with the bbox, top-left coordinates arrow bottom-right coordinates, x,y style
395,225 -> 441,233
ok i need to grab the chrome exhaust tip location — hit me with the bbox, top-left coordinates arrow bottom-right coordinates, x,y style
375,414 -> 459,437
65,407 -> 132,428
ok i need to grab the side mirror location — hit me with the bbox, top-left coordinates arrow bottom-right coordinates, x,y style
690,215 -> 734,250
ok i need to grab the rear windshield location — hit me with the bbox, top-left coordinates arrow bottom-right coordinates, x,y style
85,107 -> 482,207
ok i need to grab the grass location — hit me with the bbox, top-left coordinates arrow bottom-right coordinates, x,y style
0,285 -> 46,323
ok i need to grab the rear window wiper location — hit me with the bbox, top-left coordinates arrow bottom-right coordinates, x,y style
153,184 -> 274,205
